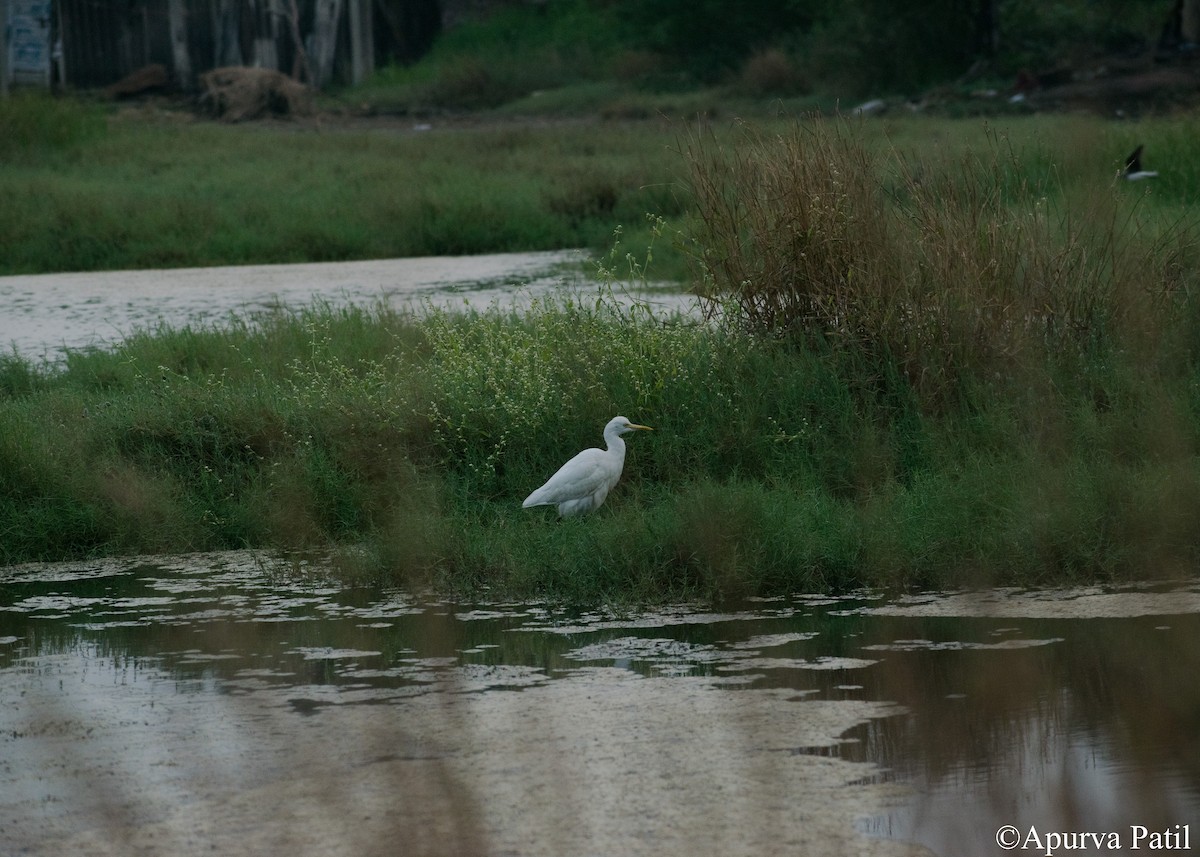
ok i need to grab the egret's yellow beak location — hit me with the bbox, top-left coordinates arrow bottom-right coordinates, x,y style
629,423 -> 653,431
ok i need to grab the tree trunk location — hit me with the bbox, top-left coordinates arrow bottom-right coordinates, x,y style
976,0 -> 999,56
167,0 -> 191,89
1,0 -> 10,96
1184,0 -> 1200,43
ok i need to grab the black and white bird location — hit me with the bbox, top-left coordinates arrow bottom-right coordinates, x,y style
1123,144 -> 1159,181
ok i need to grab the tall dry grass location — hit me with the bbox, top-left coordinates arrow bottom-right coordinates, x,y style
682,119 -> 1195,404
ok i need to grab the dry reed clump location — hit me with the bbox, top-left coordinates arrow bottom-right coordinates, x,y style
198,67 -> 314,122
683,119 -> 1191,404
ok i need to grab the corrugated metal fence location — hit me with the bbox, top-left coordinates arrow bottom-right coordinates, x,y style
3,0 -> 444,91
58,1 -> 172,88
56,0 -> 366,89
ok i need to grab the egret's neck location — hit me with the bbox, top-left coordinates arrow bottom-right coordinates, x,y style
604,428 -> 627,461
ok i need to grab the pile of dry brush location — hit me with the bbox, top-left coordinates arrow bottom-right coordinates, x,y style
198,67 -> 314,122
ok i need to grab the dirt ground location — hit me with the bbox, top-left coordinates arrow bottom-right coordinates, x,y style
1000,56 -> 1200,116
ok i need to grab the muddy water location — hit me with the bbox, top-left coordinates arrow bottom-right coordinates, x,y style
1,553 -> 1197,856
0,252 -> 695,363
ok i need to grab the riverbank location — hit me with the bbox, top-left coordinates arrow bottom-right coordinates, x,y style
2,283 -> 1199,600
4,110 -> 1200,599
0,93 -> 689,277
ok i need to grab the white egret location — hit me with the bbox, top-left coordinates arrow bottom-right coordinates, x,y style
522,416 -> 653,517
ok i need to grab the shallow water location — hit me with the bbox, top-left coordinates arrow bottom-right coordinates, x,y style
2,552 -> 1197,856
0,252 -> 695,363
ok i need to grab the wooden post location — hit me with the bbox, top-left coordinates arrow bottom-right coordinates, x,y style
1,0 -> 9,96
347,0 -> 373,85
285,0 -> 313,83
311,0 -> 343,88
53,0 -> 64,87
252,0 -> 279,71
213,0 -> 242,67
167,0 -> 191,89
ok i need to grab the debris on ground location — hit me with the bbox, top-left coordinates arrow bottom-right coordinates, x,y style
104,64 -> 170,99
198,67 -> 314,122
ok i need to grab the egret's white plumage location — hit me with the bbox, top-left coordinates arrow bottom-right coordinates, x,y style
522,416 -> 653,516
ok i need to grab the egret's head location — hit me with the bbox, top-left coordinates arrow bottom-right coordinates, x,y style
611,416 -> 653,435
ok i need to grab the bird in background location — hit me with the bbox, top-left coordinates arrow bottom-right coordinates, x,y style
522,416 -> 653,517
1123,144 -> 1158,181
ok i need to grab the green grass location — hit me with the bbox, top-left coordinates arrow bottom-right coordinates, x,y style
0,105 -> 690,275
681,117 -> 1200,406
0,92 -> 106,158
6,107 -> 1200,601
3,274 -> 1200,601
5,94 -> 1199,283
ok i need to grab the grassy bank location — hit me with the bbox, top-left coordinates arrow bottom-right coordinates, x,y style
3,287 -> 1200,601
0,95 -> 688,276
7,94 -> 1197,282
5,110 -> 1200,600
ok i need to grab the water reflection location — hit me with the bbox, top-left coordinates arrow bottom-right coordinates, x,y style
856,612 -> 1200,854
1,552 -> 1198,856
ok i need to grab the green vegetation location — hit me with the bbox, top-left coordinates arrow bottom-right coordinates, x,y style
353,0 -> 629,112
682,120 -> 1191,402
0,91 -> 106,158
348,0 -> 1169,114
5,0 -> 1200,601
0,94 -> 689,275
3,116 -> 1200,602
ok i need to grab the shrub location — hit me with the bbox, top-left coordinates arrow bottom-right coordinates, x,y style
428,58 -> 520,109
681,118 -> 1196,405
738,50 -> 808,98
